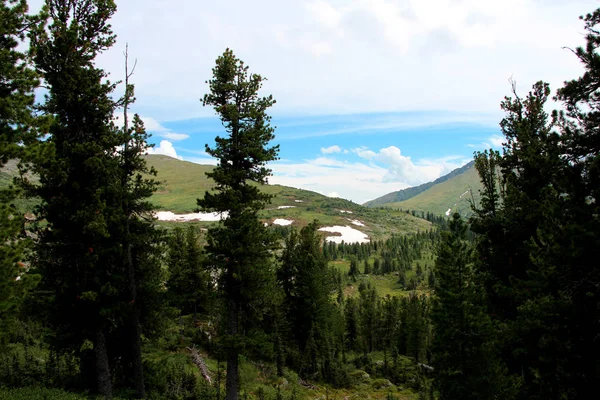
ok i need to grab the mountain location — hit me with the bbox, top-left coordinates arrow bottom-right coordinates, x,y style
364,160 -> 482,216
145,155 -> 431,239
364,161 -> 475,207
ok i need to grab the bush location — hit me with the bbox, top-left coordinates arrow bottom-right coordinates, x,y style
372,378 -> 394,390
143,350 -> 200,400
348,369 -> 370,386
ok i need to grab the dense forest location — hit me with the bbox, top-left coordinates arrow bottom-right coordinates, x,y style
1,1 -> 598,399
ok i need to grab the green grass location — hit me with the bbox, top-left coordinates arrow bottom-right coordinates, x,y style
0,160 -> 39,214
1,155 -> 433,240
144,155 -> 432,240
331,250 -> 435,299
384,164 -> 482,217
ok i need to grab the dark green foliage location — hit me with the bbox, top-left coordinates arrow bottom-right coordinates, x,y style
348,257 -> 359,279
469,10 -> 600,396
0,0 -> 42,343
432,213 -> 514,399
29,1 -> 165,398
198,48 -> 280,400
166,226 -> 211,317
278,222 -> 344,382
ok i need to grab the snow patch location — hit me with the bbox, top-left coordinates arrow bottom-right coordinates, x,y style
459,189 -> 470,198
155,211 -> 227,222
277,205 -> 296,209
318,225 -> 370,244
445,208 -> 452,216
273,219 -> 294,226
347,218 -> 365,227
294,200 -> 304,203
339,210 -> 353,214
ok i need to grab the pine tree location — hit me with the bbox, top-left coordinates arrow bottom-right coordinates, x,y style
30,1 -> 120,397
279,222 -> 340,379
536,8 -> 600,397
166,226 -> 210,317
348,256 -> 359,279
432,213 -> 515,400
471,80 -> 567,398
198,48 -> 279,400
0,0 -> 41,341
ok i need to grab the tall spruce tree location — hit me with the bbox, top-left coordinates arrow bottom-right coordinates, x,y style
471,80 -> 568,399
540,8 -> 600,397
278,222 -> 338,376
432,213 -> 515,400
0,0 -> 41,341
198,48 -> 280,400
30,1 -> 120,397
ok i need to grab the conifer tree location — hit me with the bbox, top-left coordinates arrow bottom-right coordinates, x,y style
471,81 -> 566,398
279,222 -> 340,378
432,213 -> 514,400
30,1 -> 121,397
0,0 -> 41,340
199,48 -> 279,400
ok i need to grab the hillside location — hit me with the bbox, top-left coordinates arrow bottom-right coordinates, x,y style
363,160 -> 483,216
384,163 -> 482,216
146,155 -> 432,239
364,161 -> 475,207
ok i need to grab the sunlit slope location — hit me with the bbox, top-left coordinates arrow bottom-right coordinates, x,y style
364,161 -> 475,208
144,155 -> 431,238
384,164 -> 482,216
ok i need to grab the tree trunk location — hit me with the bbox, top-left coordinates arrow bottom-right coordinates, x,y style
95,329 -> 113,400
122,45 -> 145,398
130,305 -> 145,398
226,297 -> 239,400
127,232 -> 145,398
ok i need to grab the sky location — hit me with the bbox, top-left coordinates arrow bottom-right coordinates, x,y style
27,0 -> 598,203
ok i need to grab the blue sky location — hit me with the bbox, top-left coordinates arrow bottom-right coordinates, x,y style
28,0 -> 598,203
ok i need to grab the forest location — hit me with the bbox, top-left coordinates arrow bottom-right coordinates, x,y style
1,0 -> 599,399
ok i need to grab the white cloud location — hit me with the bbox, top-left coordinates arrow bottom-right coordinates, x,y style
25,0 -> 592,121
321,145 -> 341,154
355,146 -> 463,186
270,146 -> 468,203
146,140 -> 182,160
489,135 -> 504,148
352,147 -> 377,159
141,117 -> 169,132
161,132 -> 190,141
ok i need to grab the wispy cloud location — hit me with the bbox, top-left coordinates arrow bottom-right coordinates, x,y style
269,145 -> 470,203
467,134 -> 505,150
161,132 -> 190,141
321,145 -> 341,154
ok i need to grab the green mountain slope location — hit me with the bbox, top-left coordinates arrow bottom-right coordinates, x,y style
383,163 -> 482,216
146,155 -> 431,239
364,161 -> 475,207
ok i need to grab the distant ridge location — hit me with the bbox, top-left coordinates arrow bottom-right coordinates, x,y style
364,161 -> 475,208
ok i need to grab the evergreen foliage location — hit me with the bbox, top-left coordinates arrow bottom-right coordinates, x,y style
432,213 -> 515,399
198,48 -> 280,400
0,0 -> 41,341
